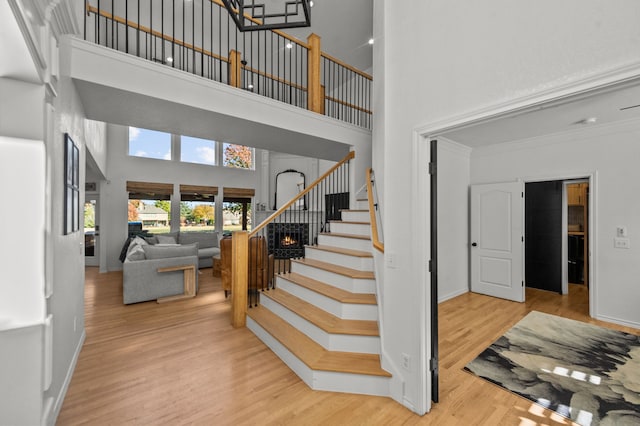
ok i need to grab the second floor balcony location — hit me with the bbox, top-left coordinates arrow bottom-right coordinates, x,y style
84,0 -> 372,129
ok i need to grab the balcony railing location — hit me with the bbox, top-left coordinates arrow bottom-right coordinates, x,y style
84,0 -> 372,129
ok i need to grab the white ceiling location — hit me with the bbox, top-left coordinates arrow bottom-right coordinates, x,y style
286,0 -> 373,72
441,81 -> 640,148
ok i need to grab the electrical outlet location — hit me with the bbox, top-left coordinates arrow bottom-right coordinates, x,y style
401,353 -> 411,371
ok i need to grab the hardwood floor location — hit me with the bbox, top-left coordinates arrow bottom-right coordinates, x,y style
58,272 -> 637,425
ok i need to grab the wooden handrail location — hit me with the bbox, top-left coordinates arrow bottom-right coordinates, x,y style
325,96 -> 372,115
244,65 -> 308,92
249,151 -> 355,237
321,52 -> 372,81
367,168 -> 384,253
86,5 -> 230,64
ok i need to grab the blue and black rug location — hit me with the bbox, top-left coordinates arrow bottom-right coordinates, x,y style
465,311 -> 640,426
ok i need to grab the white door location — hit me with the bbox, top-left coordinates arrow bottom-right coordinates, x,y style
470,181 -> 524,302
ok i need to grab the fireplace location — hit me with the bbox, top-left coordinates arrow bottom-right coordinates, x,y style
267,223 -> 309,259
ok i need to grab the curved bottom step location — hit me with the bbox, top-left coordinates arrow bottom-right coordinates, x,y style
247,309 -> 391,397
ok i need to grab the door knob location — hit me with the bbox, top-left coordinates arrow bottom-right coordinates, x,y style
471,242 -> 478,247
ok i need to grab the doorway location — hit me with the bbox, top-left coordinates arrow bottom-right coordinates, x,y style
84,195 -> 99,266
470,176 -> 593,315
524,178 -> 590,313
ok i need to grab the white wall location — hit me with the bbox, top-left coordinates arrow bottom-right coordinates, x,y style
437,139 -> 471,303
377,0 -> 640,413
471,119 -> 640,328
0,80 -> 46,327
267,152 -> 336,210
46,72 -> 107,422
103,124 -> 265,271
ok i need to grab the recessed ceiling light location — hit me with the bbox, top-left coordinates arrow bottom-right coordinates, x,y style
578,117 -> 598,125
166,57 -> 174,63
368,38 -> 374,45
286,42 -> 293,49
309,1 -> 314,7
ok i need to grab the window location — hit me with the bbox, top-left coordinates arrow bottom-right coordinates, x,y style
223,187 -> 255,233
223,143 -> 254,170
127,181 -> 173,233
180,185 -> 217,233
181,136 -> 216,166
128,127 -> 171,160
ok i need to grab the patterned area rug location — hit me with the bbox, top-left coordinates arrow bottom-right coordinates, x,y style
464,311 -> 640,426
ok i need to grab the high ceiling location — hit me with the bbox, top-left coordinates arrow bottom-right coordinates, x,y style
285,0 -> 373,72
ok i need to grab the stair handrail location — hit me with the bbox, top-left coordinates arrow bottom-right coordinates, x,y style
231,151 -> 354,327
249,151 -> 355,237
367,168 -> 384,253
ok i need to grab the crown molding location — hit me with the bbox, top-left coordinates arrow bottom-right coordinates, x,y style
49,0 -> 80,39
414,60 -> 640,139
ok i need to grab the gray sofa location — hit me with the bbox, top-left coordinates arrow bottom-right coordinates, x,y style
146,232 -> 220,268
123,242 -> 199,304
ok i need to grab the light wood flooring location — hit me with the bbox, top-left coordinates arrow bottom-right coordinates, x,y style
57,270 -> 638,425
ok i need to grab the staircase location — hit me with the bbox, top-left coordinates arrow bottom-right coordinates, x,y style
246,200 -> 391,396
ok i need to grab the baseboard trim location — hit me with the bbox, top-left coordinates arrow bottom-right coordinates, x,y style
438,288 -> 468,304
595,314 -> 640,331
45,329 -> 85,426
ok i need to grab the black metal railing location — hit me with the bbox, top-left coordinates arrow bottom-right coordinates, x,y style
84,0 -> 371,128
322,54 -> 372,129
242,151 -> 353,307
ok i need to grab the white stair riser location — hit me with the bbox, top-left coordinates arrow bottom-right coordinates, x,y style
247,317 -> 314,386
341,211 -> 370,222
317,234 -> 371,252
314,370 -> 390,397
305,247 -> 373,271
329,222 -> 371,237
247,317 -> 390,397
276,278 -> 378,320
260,295 -> 381,354
291,263 -> 376,294
354,200 -> 369,210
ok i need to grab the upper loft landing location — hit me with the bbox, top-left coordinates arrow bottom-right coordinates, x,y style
81,0 -> 372,130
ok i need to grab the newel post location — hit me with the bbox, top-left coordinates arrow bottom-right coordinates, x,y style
307,33 -> 323,113
231,231 -> 248,327
229,50 -> 243,88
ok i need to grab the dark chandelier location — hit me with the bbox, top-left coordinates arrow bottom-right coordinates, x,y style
221,0 -> 311,32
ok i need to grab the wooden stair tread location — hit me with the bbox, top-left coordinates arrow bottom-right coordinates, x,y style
248,306 -> 391,377
278,272 -> 377,305
328,220 -> 370,225
340,209 -> 368,212
320,232 -> 371,240
262,289 -> 379,336
293,258 -> 375,279
307,245 -> 373,258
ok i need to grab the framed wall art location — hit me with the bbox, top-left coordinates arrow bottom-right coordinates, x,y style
64,133 -> 80,235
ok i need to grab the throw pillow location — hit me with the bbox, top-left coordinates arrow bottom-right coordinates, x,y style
131,236 -> 148,246
143,243 -> 198,260
156,234 -> 177,244
144,235 -> 158,245
178,232 -> 219,248
126,244 -> 146,261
